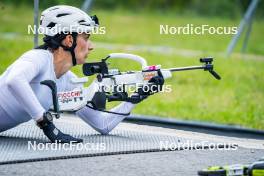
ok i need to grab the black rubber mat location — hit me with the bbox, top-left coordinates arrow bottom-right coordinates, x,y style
0,116 -> 220,165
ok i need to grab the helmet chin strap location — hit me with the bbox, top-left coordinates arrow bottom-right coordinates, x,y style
59,34 -> 78,66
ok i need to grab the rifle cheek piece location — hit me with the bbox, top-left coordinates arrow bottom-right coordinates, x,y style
82,61 -> 108,76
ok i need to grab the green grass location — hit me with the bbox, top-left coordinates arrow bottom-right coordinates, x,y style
1,4 -> 264,55
0,4 -> 264,129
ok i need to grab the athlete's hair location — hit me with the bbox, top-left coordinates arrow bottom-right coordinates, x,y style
35,33 -> 77,50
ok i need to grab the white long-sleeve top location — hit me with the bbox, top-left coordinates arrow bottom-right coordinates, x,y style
0,49 -> 77,123
0,49 -> 135,134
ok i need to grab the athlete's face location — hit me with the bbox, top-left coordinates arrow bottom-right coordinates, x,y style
74,33 -> 93,65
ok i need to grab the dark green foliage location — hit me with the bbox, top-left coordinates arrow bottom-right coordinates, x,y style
1,0 -> 264,18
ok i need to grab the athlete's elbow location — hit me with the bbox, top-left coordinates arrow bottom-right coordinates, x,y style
96,127 -> 111,135
5,77 -> 17,89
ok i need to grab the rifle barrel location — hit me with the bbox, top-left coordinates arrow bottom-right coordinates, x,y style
167,65 -> 205,72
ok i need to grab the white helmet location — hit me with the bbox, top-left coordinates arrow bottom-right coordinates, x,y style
38,5 -> 99,66
40,5 -> 99,36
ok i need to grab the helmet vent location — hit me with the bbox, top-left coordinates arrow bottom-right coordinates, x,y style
56,13 -> 71,17
47,22 -> 56,29
78,20 -> 90,26
80,24 -> 90,26
49,7 -> 59,11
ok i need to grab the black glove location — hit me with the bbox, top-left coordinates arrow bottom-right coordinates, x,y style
149,75 -> 165,92
142,75 -> 165,95
37,112 -> 83,143
129,76 -> 165,104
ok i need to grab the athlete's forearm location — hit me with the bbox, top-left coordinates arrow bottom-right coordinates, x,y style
109,102 -> 136,114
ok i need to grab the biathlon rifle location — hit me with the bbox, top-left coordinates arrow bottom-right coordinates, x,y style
41,53 -> 221,118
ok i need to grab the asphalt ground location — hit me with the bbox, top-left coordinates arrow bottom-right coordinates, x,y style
0,148 -> 263,176
0,114 -> 263,176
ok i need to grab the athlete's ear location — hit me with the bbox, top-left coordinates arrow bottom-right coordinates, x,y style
63,35 -> 73,47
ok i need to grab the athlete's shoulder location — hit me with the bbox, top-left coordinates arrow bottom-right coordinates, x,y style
19,49 -> 52,64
